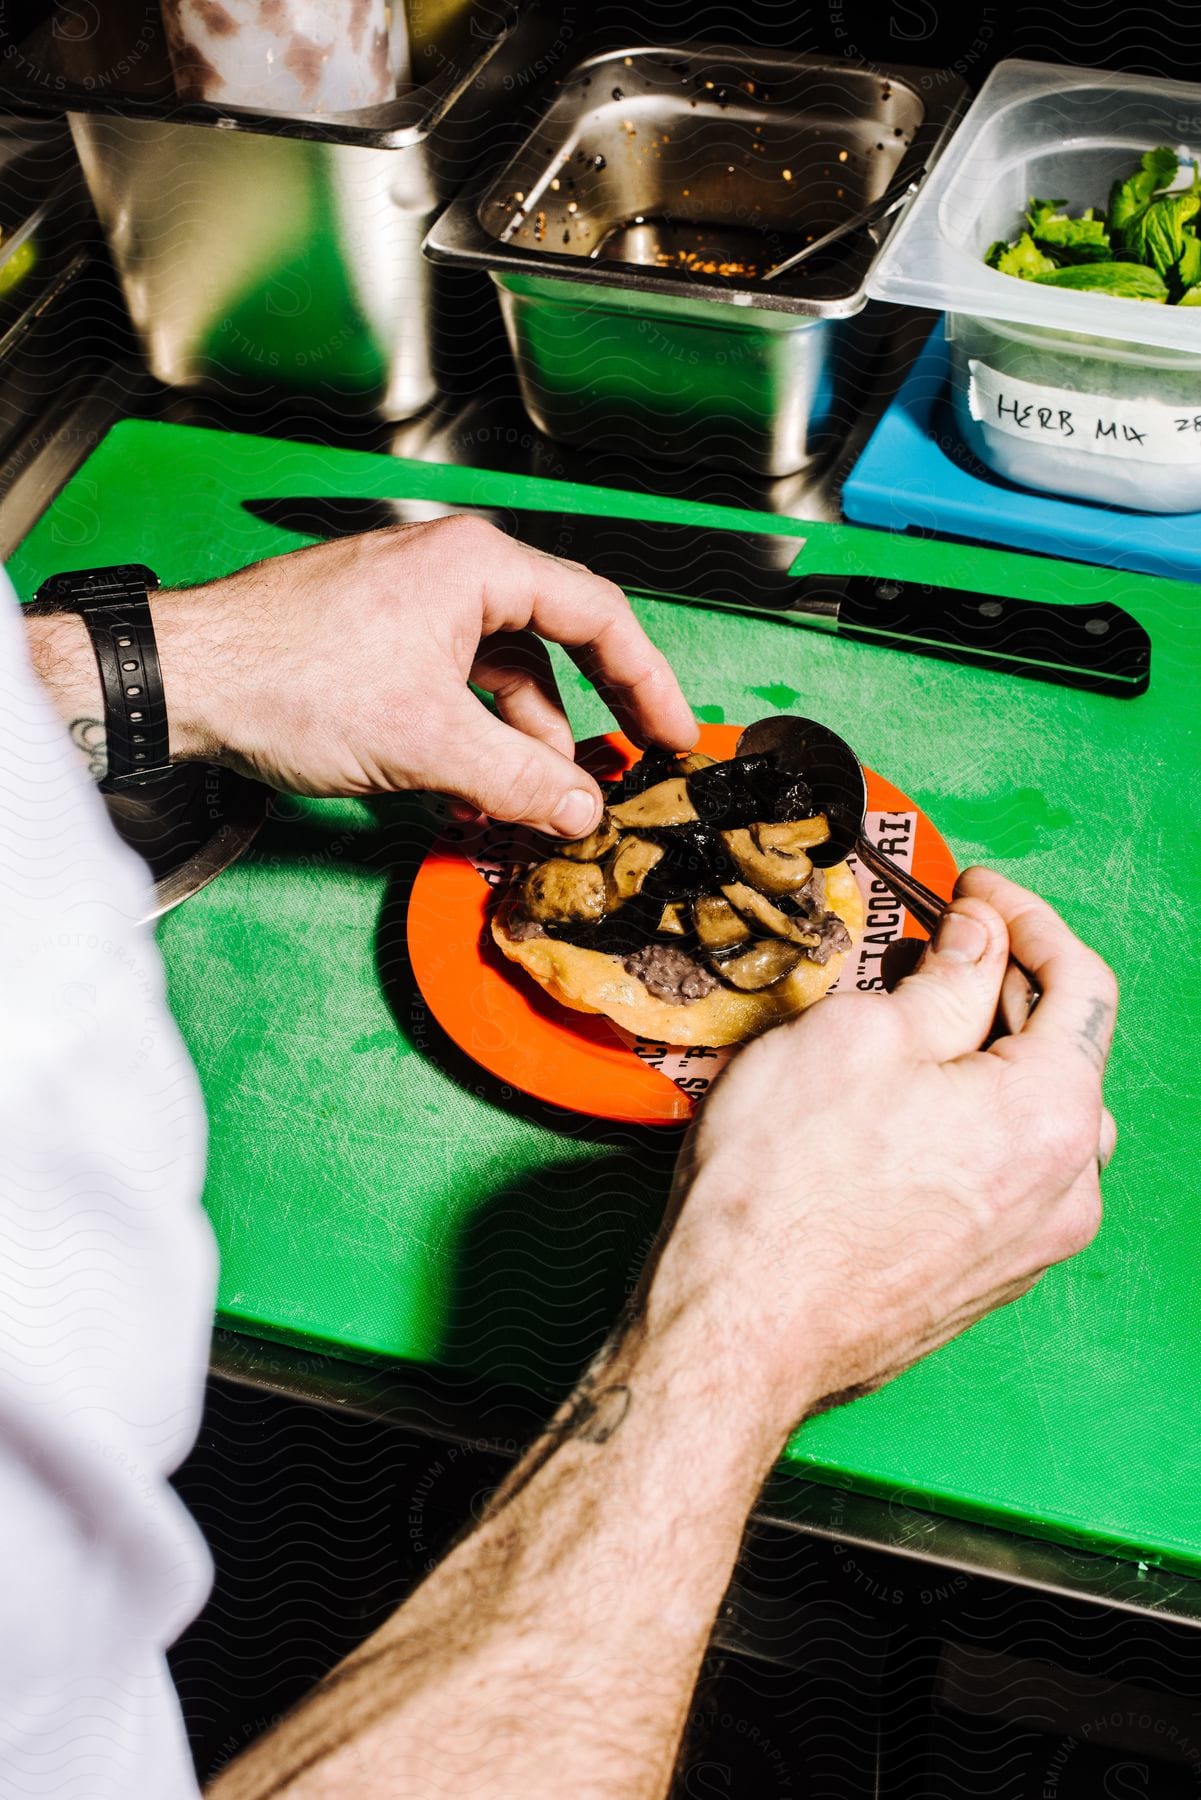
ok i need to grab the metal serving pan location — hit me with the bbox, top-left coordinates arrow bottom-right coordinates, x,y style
0,0 -> 520,151
105,767 -> 268,923
430,45 -> 965,312
10,1 -> 522,421
0,120 -> 97,457
425,45 -> 966,472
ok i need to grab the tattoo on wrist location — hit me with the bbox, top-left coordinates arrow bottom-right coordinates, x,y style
1077,997 -> 1112,1071
70,717 -> 107,783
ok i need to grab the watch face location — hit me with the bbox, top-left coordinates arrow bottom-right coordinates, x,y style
34,564 -> 160,607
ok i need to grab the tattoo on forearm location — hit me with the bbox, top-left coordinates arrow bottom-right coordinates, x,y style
484,1376 -> 634,1519
214,1372 -> 635,1792
1077,998 -> 1112,1071
69,717 -> 107,783
571,1381 -> 633,1444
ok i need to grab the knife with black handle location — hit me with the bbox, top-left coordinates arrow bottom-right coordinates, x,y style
242,496 -> 1151,698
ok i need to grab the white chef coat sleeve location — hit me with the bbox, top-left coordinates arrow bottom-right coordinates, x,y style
0,571 -> 215,1799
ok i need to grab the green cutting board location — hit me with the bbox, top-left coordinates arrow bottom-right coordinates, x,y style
12,420 -> 1201,1576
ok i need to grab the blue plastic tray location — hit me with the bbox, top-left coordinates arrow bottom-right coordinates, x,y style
843,322 -> 1201,582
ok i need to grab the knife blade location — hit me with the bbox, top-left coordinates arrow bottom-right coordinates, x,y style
242,496 -> 1151,698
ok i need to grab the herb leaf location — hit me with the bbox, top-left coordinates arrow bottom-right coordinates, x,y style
1033,260 -> 1169,301
1025,197 -> 1069,234
1107,145 -> 1180,238
1033,212 -> 1112,264
1124,190 -> 1201,291
983,147 -> 1201,304
985,232 -> 1058,279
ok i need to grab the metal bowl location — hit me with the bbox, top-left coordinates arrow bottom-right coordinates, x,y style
426,45 -> 966,475
105,764 -> 268,923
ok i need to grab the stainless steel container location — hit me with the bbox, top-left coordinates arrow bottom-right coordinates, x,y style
426,46 -> 967,474
58,3 -> 519,420
0,121 -> 95,457
69,112 -> 446,417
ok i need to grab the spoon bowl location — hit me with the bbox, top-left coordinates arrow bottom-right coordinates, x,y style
736,714 -> 1040,1034
736,714 -> 867,869
738,713 -> 945,930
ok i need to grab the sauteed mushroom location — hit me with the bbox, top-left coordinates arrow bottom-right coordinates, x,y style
521,858 -> 605,924
693,894 -> 753,950
720,881 -> 822,947
657,901 -> 688,936
609,777 -> 699,829
605,835 -> 665,907
719,827 -> 813,897
555,811 -> 621,862
709,939 -> 805,991
752,816 -> 830,857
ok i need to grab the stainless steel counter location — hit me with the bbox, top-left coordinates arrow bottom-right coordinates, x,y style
0,274 -> 937,558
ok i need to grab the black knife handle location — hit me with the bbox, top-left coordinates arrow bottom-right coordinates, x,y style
837,577 -> 1150,697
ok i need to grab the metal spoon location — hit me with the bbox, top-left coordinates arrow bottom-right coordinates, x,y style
736,716 -> 1040,1036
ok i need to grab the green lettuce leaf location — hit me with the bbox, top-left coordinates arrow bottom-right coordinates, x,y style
1025,197 -> 1068,234
1178,228 -> 1201,292
1108,145 -> 1180,237
1033,260 -> 1169,301
1124,190 -> 1201,285
983,151 -> 1201,301
1033,213 -> 1112,263
986,232 -> 1058,279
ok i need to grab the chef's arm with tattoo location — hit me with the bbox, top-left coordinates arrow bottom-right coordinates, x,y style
209,1295 -> 779,1800
23,600 -> 214,786
25,607 -> 108,782
207,870 -> 1117,1800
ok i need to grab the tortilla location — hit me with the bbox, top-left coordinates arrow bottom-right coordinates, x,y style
491,858 -> 864,1048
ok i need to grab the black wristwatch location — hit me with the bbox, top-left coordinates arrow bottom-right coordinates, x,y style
29,563 -> 171,793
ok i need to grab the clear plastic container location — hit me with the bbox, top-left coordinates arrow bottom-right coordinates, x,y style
869,58 -> 1201,512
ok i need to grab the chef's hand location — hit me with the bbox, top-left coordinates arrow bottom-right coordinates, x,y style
649,867 -> 1117,1444
28,520 -> 698,839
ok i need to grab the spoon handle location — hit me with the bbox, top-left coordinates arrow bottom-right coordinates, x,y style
852,833 -> 946,935
759,169 -> 923,282
852,833 -> 1042,1041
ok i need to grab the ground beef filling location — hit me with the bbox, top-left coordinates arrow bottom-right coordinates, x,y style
801,913 -> 852,965
506,913 -> 547,942
782,871 -> 852,967
622,943 -> 720,1004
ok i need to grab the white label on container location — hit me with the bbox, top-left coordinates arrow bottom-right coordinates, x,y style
967,359 -> 1201,465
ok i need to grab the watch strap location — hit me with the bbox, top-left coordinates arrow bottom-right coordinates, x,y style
83,598 -> 171,791
29,564 -> 171,791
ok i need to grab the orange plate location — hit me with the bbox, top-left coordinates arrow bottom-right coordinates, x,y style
407,726 -> 958,1124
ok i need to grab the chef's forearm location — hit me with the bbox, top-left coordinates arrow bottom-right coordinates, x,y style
206,1294 -> 799,1800
24,588 -> 228,780
24,610 -> 110,778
